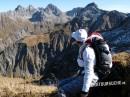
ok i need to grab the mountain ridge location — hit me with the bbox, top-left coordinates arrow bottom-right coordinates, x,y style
0,2 -> 130,80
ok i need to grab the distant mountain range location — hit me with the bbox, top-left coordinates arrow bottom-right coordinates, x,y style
0,2 -> 130,79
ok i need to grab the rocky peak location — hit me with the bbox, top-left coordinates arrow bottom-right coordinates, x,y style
85,2 -> 98,10
27,5 -> 36,12
38,7 -> 44,11
108,10 -> 127,18
66,7 -> 82,17
44,3 -> 62,16
127,13 -> 130,16
15,5 -> 25,11
66,2 -> 99,18
120,16 -> 130,28
14,5 -> 37,18
46,4 -> 59,11
79,2 -> 101,17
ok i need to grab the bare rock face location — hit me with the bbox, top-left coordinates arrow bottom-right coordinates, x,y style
6,5 -> 37,19
88,10 -> 127,32
121,16 -> 130,28
0,30 -> 78,79
0,42 -> 48,78
44,4 -> 62,16
102,17 -> 130,53
68,5 -> 127,33
0,3 -> 129,97
32,3 -> 69,23
0,2 -> 130,85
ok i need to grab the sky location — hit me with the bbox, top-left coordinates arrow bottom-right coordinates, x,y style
0,0 -> 130,13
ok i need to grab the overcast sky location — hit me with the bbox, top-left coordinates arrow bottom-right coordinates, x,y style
0,0 -> 130,13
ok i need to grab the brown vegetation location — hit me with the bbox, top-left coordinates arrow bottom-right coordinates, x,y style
0,14 -> 33,39
112,52 -> 130,67
21,34 -> 50,47
0,76 -> 57,97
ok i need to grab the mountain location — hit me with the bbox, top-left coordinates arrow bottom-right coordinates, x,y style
0,2 -> 130,81
66,2 -> 101,17
15,5 -> 25,11
11,5 -> 37,18
88,10 -> 127,32
102,16 -> 130,53
44,4 -> 62,16
66,7 -> 82,17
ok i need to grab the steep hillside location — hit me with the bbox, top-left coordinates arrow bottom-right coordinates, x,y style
0,76 -> 57,97
102,16 -> 130,52
0,2 -> 130,81
0,13 -> 33,39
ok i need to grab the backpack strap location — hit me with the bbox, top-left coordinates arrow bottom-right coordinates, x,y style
78,37 -> 93,60
78,44 -> 88,60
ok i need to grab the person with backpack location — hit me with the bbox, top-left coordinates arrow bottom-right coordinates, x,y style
57,29 -> 112,97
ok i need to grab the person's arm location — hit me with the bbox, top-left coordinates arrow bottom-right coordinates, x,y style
77,44 -> 87,67
77,58 -> 84,67
81,47 -> 95,95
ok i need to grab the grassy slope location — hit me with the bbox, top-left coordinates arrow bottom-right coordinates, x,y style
21,34 -> 50,47
112,52 -> 130,67
0,52 -> 129,97
0,76 -> 57,97
0,15 -> 34,39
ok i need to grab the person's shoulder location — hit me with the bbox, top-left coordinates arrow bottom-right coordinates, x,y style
84,46 -> 94,53
83,46 -> 95,59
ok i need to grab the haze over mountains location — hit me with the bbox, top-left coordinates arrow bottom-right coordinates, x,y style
0,2 -> 130,79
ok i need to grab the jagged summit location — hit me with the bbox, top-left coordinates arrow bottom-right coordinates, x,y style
44,3 -> 62,16
13,4 -> 37,17
46,4 -> 55,8
66,7 -> 82,17
46,4 -> 59,10
87,2 -> 97,6
27,5 -> 35,11
15,5 -> 25,11
66,3 -> 99,17
0,2 -> 130,84
85,2 -> 98,10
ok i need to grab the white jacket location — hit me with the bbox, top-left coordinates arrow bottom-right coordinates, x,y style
77,44 -> 99,92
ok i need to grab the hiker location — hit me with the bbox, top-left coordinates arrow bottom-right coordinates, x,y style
57,29 -> 112,97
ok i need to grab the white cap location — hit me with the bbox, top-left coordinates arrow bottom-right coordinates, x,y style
71,29 -> 88,43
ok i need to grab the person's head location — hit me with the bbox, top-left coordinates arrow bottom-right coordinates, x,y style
71,29 -> 88,46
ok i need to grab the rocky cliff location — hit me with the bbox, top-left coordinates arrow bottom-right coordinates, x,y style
0,3 -> 130,82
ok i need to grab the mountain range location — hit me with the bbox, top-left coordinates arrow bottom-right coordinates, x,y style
0,2 -> 130,80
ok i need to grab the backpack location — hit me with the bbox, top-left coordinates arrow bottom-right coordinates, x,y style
91,37 -> 112,79
79,35 -> 112,79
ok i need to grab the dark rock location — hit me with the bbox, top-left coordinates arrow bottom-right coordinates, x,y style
66,7 -> 82,17
0,3 -> 130,89
15,5 -> 25,12
44,4 -> 62,16
84,2 -> 98,11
